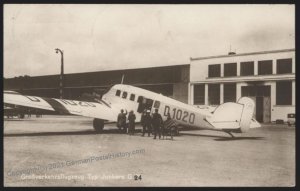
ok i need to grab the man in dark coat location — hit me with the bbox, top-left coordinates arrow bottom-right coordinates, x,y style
117,109 -> 127,133
141,109 -> 146,136
152,108 -> 163,139
128,110 -> 136,135
142,110 -> 152,137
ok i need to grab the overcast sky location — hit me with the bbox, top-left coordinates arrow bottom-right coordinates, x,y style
4,4 -> 294,78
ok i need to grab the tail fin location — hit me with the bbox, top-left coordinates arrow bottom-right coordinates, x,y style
237,97 -> 255,132
205,97 -> 259,133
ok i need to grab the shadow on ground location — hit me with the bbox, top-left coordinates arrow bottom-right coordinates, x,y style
180,132 -> 265,141
5,129 -> 264,141
214,137 -> 265,141
3,129 -> 136,137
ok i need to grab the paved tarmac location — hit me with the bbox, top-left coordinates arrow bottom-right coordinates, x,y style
3,115 -> 295,186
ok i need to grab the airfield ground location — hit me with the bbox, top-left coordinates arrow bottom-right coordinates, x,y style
4,115 -> 295,187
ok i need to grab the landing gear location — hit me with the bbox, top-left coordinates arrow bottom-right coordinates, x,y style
93,118 -> 104,132
226,132 -> 235,138
173,126 -> 179,136
171,126 -> 180,139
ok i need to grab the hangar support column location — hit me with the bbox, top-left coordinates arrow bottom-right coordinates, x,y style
220,64 -> 224,77
292,80 -> 295,106
189,83 -> 194,105
205,84 -> 208,105
254,61 -> 258,75
292,58 -> 295,73
236,83 -> 242,101
272,59 -> 277,74
237,63 -> 240,76
220,83 -> 224,104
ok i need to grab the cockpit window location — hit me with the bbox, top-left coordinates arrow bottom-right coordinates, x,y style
130,94 -> 135,101
153,101 -> 160,108
115,90 -> 121,97
122,91 -> 128,99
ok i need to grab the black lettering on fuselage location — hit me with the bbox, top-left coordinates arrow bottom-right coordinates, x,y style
78,101 -> 96,107
25,96 -> 40,102
163,105 -> 195,125
60,99 -> 77,106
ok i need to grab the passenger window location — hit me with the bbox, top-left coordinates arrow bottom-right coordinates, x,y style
115,90 -> 121,96
122,91 -> 128,99
154,101 -> 160,108
130,94 -> 135,101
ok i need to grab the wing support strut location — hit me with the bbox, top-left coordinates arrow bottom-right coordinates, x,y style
223,131 -> 235,138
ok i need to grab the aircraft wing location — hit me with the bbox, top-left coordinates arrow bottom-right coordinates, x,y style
4,92 -> 119,121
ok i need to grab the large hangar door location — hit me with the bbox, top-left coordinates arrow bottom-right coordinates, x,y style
255,96 -> 271,123
263,97 -> 271,123
241,85 -> 271,123
256,97 -> 264,122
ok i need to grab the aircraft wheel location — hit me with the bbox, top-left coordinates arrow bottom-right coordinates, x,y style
173,126 -> 179,136
170,126 -> 179,136
93,118 -> 104,132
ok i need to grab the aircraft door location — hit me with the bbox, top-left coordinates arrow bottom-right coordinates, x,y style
137,96 -> 154,113
153,100 -> 160,110
137,96 -> 145,113
146,99 -> 154,111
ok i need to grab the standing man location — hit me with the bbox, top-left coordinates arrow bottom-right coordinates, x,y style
128,110 -> 136,135
141,109 -> 146,136
152,108 -> 163,139
28,108 -> 31,118
142,110 -> 152,137
117,109 -> 127,133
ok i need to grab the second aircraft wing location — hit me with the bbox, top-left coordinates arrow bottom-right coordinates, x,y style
4,92 -> 119,122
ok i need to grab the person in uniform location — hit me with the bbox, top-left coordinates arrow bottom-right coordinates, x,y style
142,110 -> 152,137
117,109 -> 127,133
128,110 -> 136,135
161,112 -> 171,139
27,108 -> 31,118
152,108 -> 163,139
141,109 -> 147,136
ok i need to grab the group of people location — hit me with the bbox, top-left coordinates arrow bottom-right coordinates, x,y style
117,109 -> 136,135
117,108 -> 167,139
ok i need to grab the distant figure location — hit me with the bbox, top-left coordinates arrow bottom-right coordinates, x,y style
35,109 -> 40,118
19,113 -> 25,119
28,109 -> 31,118
141,109 -> 147,135
128,110 -> 136,135
152,108 -> 163,139
117,109 -> 127,133
142,110 -> 152,137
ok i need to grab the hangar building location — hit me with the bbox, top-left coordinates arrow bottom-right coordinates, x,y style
4,64 -> 190,103
189,49 -> 295,123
